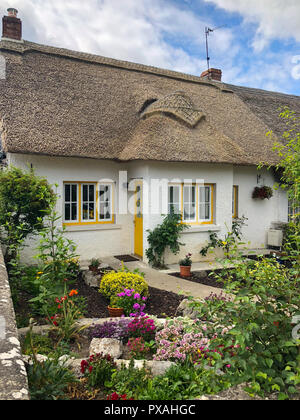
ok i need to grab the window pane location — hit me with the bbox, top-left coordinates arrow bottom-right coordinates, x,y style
65,203 -> 70,221
65,184 -> 70,202
199,203 -> 205,220
89,185 -> 94,201
89,203 -> 94,219
82,203 -> 88,220
168,186 -> 180,215
183,186 -> 195,221
72,185 -> 77,202
205,203 -> 210,219
99,185 -> 112,221
199,186 -> 211,221
71,203 -> 77,220
83,185 -> 88,202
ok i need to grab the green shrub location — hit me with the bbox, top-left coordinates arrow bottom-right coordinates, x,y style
81,354 -> 117,388
146,213 -> 190,268
139,362 -> 231,400
186,258 -> 300,399
106,359 -> 150,399
99,271 -> 148,300
26,358 -> 76,400
0,166 -> 55,264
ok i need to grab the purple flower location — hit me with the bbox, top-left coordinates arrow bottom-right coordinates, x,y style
118,292 -> 126,297
133,303 -> 140,310
134,293 -> 140,300
142,297 -> 147,301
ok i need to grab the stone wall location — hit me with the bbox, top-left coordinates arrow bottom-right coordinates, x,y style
0,246 -> 29,400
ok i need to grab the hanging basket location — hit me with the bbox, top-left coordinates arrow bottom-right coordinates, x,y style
252,186 -> 273,200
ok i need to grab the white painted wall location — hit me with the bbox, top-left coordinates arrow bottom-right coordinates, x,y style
7,154 -> 288,266
143,162 -> 234,264
8,153 -> 133,263
233,165 -> 288,248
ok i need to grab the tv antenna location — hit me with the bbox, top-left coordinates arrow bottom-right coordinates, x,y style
205,25 -> 226,70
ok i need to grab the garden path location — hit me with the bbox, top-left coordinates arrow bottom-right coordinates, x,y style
94,257 -> 222,299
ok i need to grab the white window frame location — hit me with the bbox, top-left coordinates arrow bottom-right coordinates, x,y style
198,185 -> 213,223
168,184 -> 182,215
63,183 -> 79,223
81,183 -> 96,222
183,185 -> 197,223
99,183 -> 113,222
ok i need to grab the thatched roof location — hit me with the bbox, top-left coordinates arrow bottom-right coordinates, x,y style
0,39 -> 299,165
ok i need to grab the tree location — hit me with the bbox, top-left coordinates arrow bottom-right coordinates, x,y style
0,166 -> 56,263
268,107 -> 300,212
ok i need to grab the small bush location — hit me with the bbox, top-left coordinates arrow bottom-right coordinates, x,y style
81,354 -> 117,388
26,358 -> 76,400
99,271 -> 148,300
90,319 -> 131,342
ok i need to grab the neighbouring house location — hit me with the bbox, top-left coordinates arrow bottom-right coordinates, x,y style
0,9 -> 299,265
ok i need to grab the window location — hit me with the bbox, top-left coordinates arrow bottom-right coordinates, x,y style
232,186 -> 239,219
82,184 -> 96,222
168,185 -> 181,215
63,182 -> 114,225
199,185 -> 213,223
64,183 -> 78,223
99,184 -> 113,221
168,183 -> 214,225
183,185 -> 196,222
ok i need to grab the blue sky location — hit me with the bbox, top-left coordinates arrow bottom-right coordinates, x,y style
1,0 -> 300,94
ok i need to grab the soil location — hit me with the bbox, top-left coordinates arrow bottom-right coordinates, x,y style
74,272 -> 186,319
169,270 -> 226,289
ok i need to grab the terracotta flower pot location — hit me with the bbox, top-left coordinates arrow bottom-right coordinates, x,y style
107,306 -> 124,317
89,265 -> 100,274
180,265 -> 191,277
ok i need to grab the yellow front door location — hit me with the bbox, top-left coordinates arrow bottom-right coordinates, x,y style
134,181 -> 143,257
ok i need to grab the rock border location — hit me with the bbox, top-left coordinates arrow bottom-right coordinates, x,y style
0,247 -> 29,400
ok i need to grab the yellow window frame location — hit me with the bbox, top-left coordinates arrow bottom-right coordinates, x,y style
232,185 -> 239,219
63,181 -> 115,226
169,183 -> 214,225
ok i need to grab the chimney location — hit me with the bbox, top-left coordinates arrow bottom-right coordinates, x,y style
200,68 -> 222,82
2,8 -> 22,41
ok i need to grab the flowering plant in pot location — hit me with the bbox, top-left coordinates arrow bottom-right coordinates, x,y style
109,288 -> 147,318
108,296 -> 125,317
179,253 -> 192,277
89,258 -> 101,273
252,186 -> 273,200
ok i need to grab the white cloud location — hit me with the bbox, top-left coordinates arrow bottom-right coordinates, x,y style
204,0 -> 300,52
0,0 -> 217,74
0,0 -> 298,93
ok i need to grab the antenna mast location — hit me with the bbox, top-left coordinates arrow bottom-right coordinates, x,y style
205,25 -> 226,71
205,27 -> 213,71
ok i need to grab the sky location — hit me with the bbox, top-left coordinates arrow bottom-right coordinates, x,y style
1,0 -> 300,95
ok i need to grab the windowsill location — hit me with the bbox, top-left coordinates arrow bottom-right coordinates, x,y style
63,224 -> 122,232
181,224 -> 221,234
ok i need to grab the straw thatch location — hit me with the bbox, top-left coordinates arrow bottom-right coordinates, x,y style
0,39 -> 299,165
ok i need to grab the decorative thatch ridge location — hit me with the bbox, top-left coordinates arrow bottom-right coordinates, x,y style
141,91 -> 205,128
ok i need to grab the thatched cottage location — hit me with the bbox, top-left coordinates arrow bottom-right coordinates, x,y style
0,9 -> 299,264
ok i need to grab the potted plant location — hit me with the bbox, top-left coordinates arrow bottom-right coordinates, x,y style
252,186 -> 273,200
107,296 -> 124,317
89,258 -> 101,273
179,253 -> 192,277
